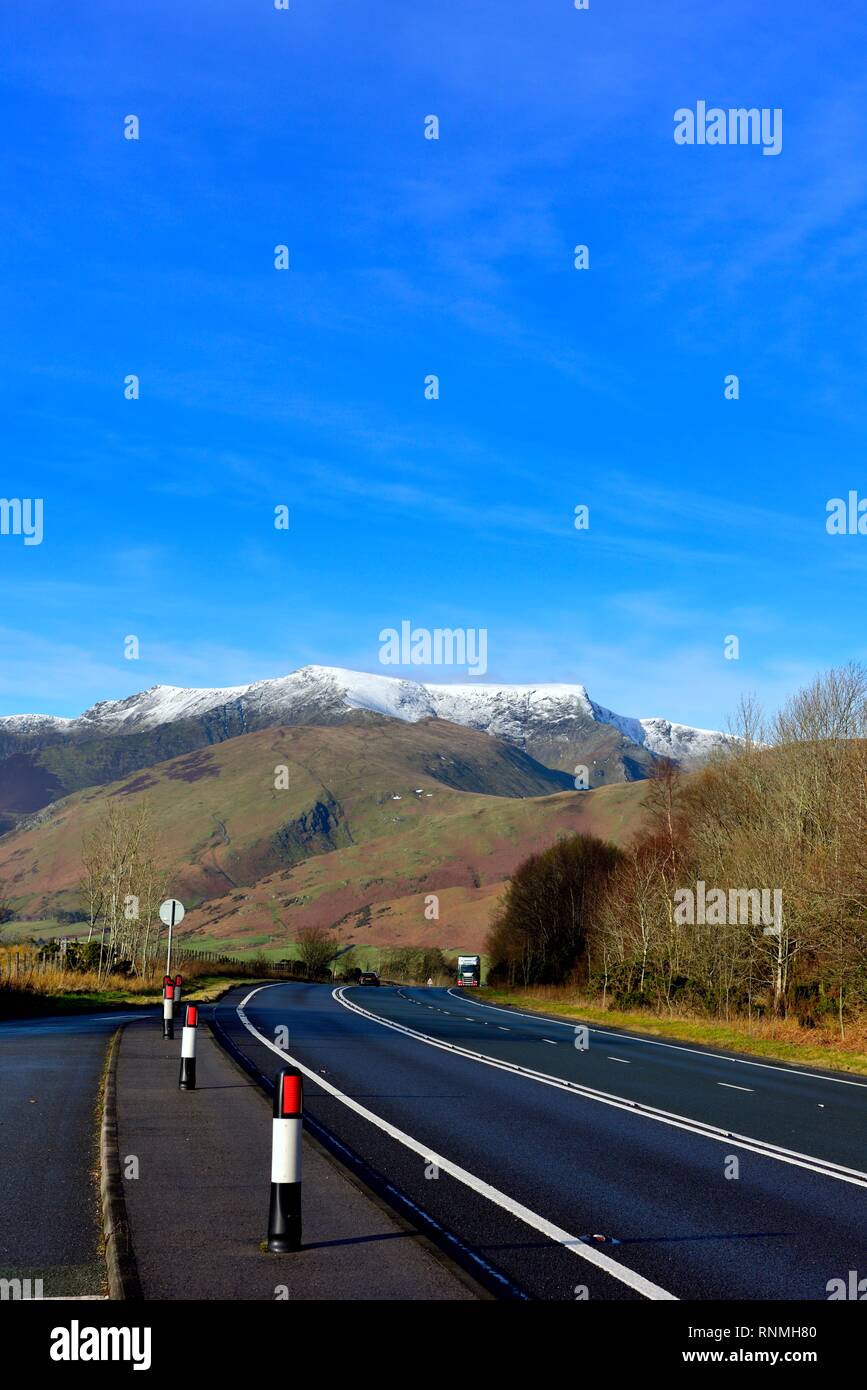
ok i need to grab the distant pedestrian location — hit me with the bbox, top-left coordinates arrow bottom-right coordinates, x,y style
427,976 -> 434,987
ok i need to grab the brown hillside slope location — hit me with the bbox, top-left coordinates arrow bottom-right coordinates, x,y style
0,719 -> 649,951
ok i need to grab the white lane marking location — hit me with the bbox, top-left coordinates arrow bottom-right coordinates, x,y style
498,1026 -> 511,1032
718,1083 -> 754,1093
236,985 -> 676,1301
339,988 -> 867,1191
608,1057 -> 630,1064
543,1039 -> 557,1045
447,989 -> 867,1089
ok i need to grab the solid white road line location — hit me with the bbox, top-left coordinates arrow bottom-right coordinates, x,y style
447,988 -> 867,1089
236,985 -> 676,1300
339,988 -> 867,1191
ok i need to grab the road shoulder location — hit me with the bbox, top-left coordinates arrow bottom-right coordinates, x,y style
113,1015 -> 477,1300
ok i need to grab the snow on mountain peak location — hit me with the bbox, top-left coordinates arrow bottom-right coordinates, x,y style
0,664 -> 727,768
0,712 -> 73,734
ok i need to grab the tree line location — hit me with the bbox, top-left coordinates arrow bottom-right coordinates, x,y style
486,665 -> 867,1035
282,925 -> 453,984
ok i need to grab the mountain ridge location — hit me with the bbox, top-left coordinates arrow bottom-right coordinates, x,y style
0,663 -> 726,766
0,665 -> 729,833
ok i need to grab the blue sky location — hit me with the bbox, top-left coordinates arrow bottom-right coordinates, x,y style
2,0 -> 867,730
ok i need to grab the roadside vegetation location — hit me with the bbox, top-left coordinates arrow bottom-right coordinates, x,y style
0,949 -> 298,1019
486,665 -> 867,1064
0,923 -> 455,1018
479,986 -> 867,1074
377,946 -> 454,983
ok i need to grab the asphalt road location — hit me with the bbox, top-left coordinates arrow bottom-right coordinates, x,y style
0,1009 -> 150,1297
116,1011 -> 476,1301
415,986 -> 867,1172
214,982 -> 867,1302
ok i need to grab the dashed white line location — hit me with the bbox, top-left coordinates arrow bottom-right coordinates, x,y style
718,1082 -> 754,1093
608,1057 -> 630,1064
336,987 -> 867,1191
447,989 -> 867,1089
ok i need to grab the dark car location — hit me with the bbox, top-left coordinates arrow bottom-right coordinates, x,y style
358,971 -> 380,986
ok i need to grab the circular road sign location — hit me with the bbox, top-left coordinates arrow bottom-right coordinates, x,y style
159,898 -> 185,927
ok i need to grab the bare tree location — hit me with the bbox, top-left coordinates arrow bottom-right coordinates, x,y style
295,924 -> 335,979
79,801 -> 168,982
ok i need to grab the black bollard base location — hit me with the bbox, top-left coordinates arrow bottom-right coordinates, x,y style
267,1181 -> 302,1252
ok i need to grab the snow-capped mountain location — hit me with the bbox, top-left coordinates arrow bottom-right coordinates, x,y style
427,683 -> 725,767
0,712 -> 75,736
0,665 -> 727,772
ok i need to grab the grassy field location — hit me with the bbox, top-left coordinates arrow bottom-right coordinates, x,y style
480,986 -> 867,1076
0,919 -> 62,941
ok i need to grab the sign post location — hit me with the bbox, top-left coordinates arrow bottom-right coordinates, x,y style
159,898 -> 185,978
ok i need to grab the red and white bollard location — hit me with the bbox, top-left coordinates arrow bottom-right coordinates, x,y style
163,981 -> 175,1040
179,1004 -> 198,1090
174,973 -> 183,1005
267,1068 -> 303,1252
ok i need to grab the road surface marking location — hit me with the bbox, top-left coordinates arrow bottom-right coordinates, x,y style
498,1026 -> 511,1032
718,1083 -> 754,1092
447,989 -> 867,1089
608,1057 -> 630,1064
236,985 -> 677,1301
543,1039 -> 557,1045
337,988 -> 867,1191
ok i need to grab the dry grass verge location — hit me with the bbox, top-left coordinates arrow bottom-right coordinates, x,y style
481,985 -> 867,1075
0,950 -> 297,1018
